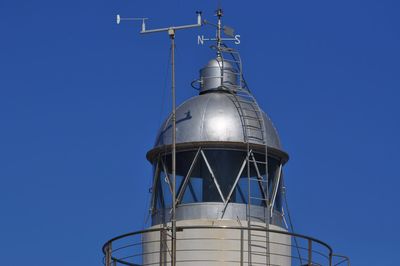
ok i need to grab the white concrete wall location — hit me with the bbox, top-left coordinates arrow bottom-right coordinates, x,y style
142,219 -> 291,266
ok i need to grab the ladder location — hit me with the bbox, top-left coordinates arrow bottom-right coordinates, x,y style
218,46 -> 271,266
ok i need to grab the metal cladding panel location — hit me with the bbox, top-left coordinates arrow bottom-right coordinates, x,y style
142,220 -> 291,266
154,92 -> 282,151
152,203 -> 286,228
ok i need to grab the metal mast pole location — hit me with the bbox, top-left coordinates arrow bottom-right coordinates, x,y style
169,28 -> 177,266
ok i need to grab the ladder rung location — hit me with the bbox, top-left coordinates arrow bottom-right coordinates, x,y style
222,59 -> 240,64
245,125 -> 262,130
247,127 -> 265,132
242,115 -> 261,120
246,123 -> 264,129
241,108 -> 261,113
248,224 -> 268,228
238,98 -> 255,103
250,127 -> 264,132
236,92 -> 252,96
220,48 -> 239,53
221,50 -> 240,55
237,94 -> 254,99
239,106 -> 260,111
238,92 -> 254,97
247,134 -> 264,138
237,91 -> 253,96
238,95 -> 255,100
239,113 -> 262,121
246,123 -> 264,130
249,244 -> 268,249
247,137 -> 264,141
235,87 -> 249,92
240,105 -> 256,111
237,96 -> 255,101
248,218 -> 266,222
230,73 -> 242,76
247,215 -> 262,218
238,102 -> 255,108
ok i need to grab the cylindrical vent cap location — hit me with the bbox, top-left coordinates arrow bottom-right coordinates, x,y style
199,57 -> 238,94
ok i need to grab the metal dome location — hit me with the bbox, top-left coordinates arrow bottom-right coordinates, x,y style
152,91 -> 282,151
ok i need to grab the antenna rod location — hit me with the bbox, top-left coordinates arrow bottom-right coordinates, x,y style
216,8 -> 223,51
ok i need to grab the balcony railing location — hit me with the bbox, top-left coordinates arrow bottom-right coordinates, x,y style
102,225 -> 349,266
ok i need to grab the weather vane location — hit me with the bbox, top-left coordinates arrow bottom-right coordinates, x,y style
198,9 -> 241,46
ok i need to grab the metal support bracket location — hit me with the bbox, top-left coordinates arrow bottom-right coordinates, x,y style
270,163 -> 283,217
161,158 -> 173,195
176,147 -> 201,205
200,150 -> 226,203
221,151 -> 251,217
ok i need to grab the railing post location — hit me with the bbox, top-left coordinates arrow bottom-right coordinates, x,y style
159,228 -> 163,266
105,243 -> 112,266
308,239 -> 312,266
240,228 -> 244,266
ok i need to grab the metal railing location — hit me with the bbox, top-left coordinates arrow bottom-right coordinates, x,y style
102,225 -> 349,266
332,254 -> 350,266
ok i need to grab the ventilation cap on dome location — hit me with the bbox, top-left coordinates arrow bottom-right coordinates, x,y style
199,57 -> 239,94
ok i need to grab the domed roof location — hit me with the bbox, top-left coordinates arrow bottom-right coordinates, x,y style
153,91 -> 282,151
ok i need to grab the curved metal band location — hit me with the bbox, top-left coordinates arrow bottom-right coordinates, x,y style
146,141 -> 289,163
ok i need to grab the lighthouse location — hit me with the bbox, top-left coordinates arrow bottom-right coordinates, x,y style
103,9 -> 349,266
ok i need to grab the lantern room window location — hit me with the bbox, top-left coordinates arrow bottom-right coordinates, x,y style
152,149 -> 283,213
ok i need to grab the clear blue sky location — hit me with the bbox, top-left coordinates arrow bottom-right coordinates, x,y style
0,0 -> 399,265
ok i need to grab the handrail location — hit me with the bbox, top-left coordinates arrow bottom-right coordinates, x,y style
102,225 -> 347,266
103,225 -> 332,254
179,225 -> 333,254
332,254 -> 351,266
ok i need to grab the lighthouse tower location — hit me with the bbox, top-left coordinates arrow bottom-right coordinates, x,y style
103,9 -> 349,266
